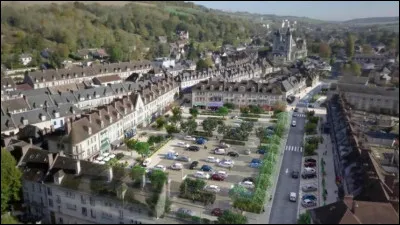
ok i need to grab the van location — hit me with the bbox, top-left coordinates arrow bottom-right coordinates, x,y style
289,192 -> 297,202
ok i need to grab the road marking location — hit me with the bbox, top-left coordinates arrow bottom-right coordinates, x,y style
285,168 -> 289,174
285,145 -> 304,152
300,147 -> 303,152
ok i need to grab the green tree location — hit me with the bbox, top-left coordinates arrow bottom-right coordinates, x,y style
202,118 -> 219,136
217,106 -> 229,118
165,125 -> 179,134
109,45 -> 123,63
273,101 -> 287,112
155,116 -> 166,129
170,106 -> 182,124
345,33 -> 355,58
350,61 -> 361,76
196,57 -> 213,70
125,138 -> 138,157
1,149 -> 22,213
1,214 -> 19,224
319,42 -> 331,59
223,103 -> 235,109
217,210 -> 247,224
148,170 -> 167,192
155,43 -> 170,57
130,165 -> 146,184
298,212 -> 311,224
189,108 -> 199,118
181,119 -> 197,135
134,142 -> 150,158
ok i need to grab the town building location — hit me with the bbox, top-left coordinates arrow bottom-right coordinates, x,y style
269,28 -> 308,63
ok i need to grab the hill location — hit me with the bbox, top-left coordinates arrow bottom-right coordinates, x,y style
343,17 -> 399,25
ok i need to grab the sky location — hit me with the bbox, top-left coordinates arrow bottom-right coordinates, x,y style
191,1 -> 399,21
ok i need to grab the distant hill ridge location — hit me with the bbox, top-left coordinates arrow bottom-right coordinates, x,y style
342,17 -> 399,24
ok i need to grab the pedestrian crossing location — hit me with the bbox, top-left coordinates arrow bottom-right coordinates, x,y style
293,113 -> 306,117
285,145 -> 303,152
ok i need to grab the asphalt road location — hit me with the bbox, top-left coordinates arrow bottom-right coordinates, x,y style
269,84 -> 323,224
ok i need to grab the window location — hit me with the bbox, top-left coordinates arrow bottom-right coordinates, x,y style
47,187 -> 52,196
48,199 -> 53,207
56,195 -> 61,204
81,195 -> 86,204
82,207 -> 87,217
54,121 -> 57,126
90,197 -> 95,206
61,120 -> 64,126
66,203 -> 77,211
90,209 -> 96,218
66,191 -> 75,199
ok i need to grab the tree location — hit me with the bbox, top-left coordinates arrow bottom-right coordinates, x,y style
155,116 -> 166,129
181,119 -> 197,135
345,33 -> 355,58
202,118 -> 219,136
1,214 -> 19,224
223,103 -> 235,109
155,43 -> 170,57
273,101 -> 287,112
148,170 -> 167,192
125,138 -> 138,157
130,165 -> 146,183
298,212 -> 311,224
318,42 -> 331,59
189,108 -> 199,118
109,45 -> 123,62
165,125 -> 179,134
196,57 -> 213,70
217,124 -> 227,136
217,106 -> 229,118
350,61 -> 361,76
134,142 -> 150,158
1,148 -> 22,213
170,106 -> 182,124
255,127 -> 265,146
217,210 -> 247,224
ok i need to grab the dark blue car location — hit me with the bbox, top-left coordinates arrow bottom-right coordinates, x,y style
251,159 -> 262,164
196,137 -> 207,145
200,165 -> 213,172
249,162 -> 261,168
302,194 -> 317,201
256,149 -> 267,154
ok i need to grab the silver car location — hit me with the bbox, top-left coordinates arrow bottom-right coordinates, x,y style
301,184 -> 317,192
177,156 -> 191,162
177,208 -> 196,216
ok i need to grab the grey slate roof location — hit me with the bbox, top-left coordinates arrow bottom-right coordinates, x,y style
26,94 -> 55,109
72,86 -> 115,101
11,108 -> 51,128
1,97 -> 30,113
50,92 -> 78,105
337,83 -> 399,97
45,104 -> 82,119
1,113 -> 17,132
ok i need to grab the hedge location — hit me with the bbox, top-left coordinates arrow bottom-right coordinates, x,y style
148,137 -> 172,157
239,118 -> 259,122
193,130 -> 212,137
220,139 -> 246,146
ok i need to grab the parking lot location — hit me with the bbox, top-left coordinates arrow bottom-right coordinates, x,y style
143,109 -> 276,218
297,155 -> 319,215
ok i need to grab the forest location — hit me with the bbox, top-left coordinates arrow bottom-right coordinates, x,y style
0,1 -> 262,69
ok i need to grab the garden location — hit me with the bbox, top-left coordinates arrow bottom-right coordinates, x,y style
229,112 -> 289,213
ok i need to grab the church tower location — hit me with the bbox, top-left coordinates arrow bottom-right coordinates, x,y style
286,28 -> 293,61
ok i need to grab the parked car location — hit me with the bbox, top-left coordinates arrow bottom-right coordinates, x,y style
302,194 -> 317,201
267,126 -> 275,131
177,208 -> 196,216
153,165 -> 166,172
218,161 -> 233,168
289,192 -> 297,202
187,146 -> 200,151
301,199 -> 317,208
302,184 -> 318,192
206,156 -> 220,163
213,170 -> 228,179
219,142 -> 231,148
251,159 -> 262,164
184,136 -> 196,141
204,185 -> 221,193
242,177 -> 255,183
292,120 -> 297,127
177,156 -> 191,162
211,174 -> 225,181
238,181 -> 255,189
142,158 -> 151,167
170,163 -> 183,170
244,149 -> 251,155
200,165 -> 213,172
194,171 -> 210,179
303,167 -> 317,173
220,159 -> 234,164
227,151 -> 239,157
304,162 -> 316,167
294,108 -> 299,112
211,208 -> 223,217
304,158 -> 317,163
196,137 -> 207,145
214,148 -> 226,155
308,104 -> 314,108
292,171 -> 300,179
231,115 -> 238,119
249,162 -> 261,168
165,151 -> 178,160
256,149 -> 267,154
176,142 -> 190,148
189,161 -> 199,170
302,173 -> 317,179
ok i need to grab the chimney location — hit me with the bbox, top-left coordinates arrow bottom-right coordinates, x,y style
75,160 -> 81,175
108,166 -> 113,182
65,119 -> 72,134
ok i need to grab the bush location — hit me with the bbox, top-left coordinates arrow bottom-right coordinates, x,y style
223,103 -> 236,109
115,153 -> 125,160
305,122 -> 318,135
201,218 -> 211,224
309,116 -> 319,124
220,139 -> 246,146
165,125 -> 180,134
192,216 -> 201,223
193,130 -> 212,137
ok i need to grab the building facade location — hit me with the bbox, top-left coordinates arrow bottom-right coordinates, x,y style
270,28 -> 307,63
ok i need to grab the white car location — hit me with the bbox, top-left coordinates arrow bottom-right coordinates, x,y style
193,171 -> 210,179
184,136 -> 196,141
289,192 -> 297,202
292,120 -> 296,127
206,156 -> 220,163
220,158 -> 235,164
177,142 -> 190,148
214,170 -> 228,178
238,181 -> 255,189
142,158 -> 152,167
170,163 -> 183,170
153,165 -> 166,172
204,185 -> 221,193
303,167 -> 316,173
218,161 -> 234,168
214,148 -> 226,155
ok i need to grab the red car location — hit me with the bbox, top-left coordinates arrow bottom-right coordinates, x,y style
211,208 -> 223,217
211,174 -> 225,181
304,162 -> 316,167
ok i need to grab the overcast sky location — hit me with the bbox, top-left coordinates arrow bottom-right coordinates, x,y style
192,1 -> 399,21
